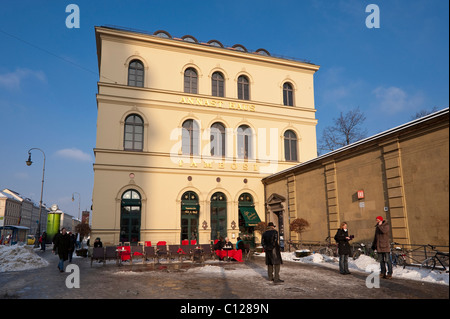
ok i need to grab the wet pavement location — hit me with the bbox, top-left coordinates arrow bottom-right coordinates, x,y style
1,248 -> 448,301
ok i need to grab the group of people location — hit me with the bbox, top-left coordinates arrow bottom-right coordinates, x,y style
213,236 -> 246,261
261,215 -> 393,284
51,228 -> 79,272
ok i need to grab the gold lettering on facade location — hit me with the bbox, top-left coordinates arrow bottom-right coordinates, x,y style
180,97 -> 254,112
176,160 -> 258,172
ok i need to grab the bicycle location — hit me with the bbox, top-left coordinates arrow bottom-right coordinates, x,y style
352,242 -> 378,260
317,236 -> 338,257
390,242 -> 407,269
420,245 -> 449,272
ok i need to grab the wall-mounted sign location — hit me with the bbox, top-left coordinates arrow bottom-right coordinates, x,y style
357,190 -> 365,200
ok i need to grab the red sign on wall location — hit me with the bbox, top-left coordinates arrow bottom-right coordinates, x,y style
357,190 -> 365,199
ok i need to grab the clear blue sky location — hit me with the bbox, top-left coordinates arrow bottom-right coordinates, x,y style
0,0 -> 448,219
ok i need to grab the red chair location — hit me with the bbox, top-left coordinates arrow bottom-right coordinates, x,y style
181,240 -> 189,245
144,241 -> 152,247
190,240 -> 197,245
157,241 -> 166,246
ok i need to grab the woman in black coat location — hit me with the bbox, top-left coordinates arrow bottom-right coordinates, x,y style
334,222 -> 353,275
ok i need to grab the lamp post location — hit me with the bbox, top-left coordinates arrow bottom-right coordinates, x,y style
26,148 -> 45,244
72,192 -> 81,221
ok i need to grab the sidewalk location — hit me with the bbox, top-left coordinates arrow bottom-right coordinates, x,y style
1,247 -> 448,300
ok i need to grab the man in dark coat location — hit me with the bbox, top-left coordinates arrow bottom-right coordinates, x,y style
372,216 -> 392,279
261,222 -> 283,283
53,228 -> 71,272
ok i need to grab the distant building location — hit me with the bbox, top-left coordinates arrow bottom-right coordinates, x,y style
1,188 -> 48,235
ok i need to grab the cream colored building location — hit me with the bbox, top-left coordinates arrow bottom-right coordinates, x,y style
92,26 -> 320,246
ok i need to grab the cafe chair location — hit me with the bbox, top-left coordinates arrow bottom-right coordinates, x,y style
144,246 -> 157,264
130,245 -> 145,264
91,247 -> 105,267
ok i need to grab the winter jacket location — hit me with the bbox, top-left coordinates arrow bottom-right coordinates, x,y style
261,227 -> 282,265
53,233 -> 71,261
334,228 -> 352,256
372,220 -> 391,253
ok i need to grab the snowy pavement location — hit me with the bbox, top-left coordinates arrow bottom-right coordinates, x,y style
0,244 -> 448,301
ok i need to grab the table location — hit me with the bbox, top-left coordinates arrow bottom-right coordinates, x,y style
116,246 -> 131,262
215,249 -> 243,262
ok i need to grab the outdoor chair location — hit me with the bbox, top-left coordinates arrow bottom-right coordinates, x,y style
200,244 -> 215,262
144,246 -> 157,264
91,247 -> 105,266
180,244 -> 195,262
130,245 -> 145,264
156,244 -> 168,261
104,246 -> 118,265
168,244 -> 182,263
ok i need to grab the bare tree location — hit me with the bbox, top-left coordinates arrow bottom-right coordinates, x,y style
289,218 -> 310,242
411,106 -> 439,120
319,107 -> 367,154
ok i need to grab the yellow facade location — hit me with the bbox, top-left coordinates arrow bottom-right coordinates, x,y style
92,26 -> 320,246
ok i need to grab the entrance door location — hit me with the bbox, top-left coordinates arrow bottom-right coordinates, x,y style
181,191 -> 199,243
181,214 -> 198,242
120,190 -> 141,244
211,192 -> 227,240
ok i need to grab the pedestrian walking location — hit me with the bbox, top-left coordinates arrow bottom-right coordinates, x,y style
334,222 -> 353,275
52,227 -> 71,272
68,232 -> 76,262
40,231 -> 47,251
261,222 -> 283,283
372,215 -> 393,279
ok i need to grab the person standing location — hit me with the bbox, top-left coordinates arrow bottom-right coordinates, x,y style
68,232 -> 76,262
261,222 -> 283,283
334,222 -> 353,275
52,228 -> 71,272
372,216 -> 393,279
40,231 -> 47,251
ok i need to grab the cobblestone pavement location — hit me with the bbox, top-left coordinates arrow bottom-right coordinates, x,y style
1,248 -> 448,301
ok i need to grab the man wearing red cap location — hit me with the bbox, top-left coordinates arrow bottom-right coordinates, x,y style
372,216 -> 393,279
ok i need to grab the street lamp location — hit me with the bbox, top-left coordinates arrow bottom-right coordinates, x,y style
26,148 -> 46,244
72,192 -> 81,221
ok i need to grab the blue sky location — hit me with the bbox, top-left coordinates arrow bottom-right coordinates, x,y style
0,0 -> 448,219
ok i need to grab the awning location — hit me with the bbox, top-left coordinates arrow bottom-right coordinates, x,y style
239,206 -> 261,227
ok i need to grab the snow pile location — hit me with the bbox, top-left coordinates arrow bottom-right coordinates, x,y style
261,251 -> 449,285
0,245 -> 49,272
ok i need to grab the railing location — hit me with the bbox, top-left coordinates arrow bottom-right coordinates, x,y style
286,240 -> 449,267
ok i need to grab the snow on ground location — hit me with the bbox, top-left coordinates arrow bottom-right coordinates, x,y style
274,251 -> 449,285
0,245 -> 448,286
0,245 -> 48,272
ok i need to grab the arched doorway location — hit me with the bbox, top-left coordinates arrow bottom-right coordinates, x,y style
210,192 -> 227,240
238,193 -> 261,248
120,190 -> 141,244
181,191 -> 199,243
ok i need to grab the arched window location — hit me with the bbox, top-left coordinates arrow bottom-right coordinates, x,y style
184,68 -> 198,94
124,114 -> 144,151
211,72 -> 224,97
182,119 -> 199,155
284,130 -> 298,162
211,192 -> 227,240
210,122 -> 225,157
120,190 -> 141,243
128,60 -> 144,87
237,125 -> 252,159
237,75 -> 250,100
181,191 -> 199,243
283,82 -> 294,106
